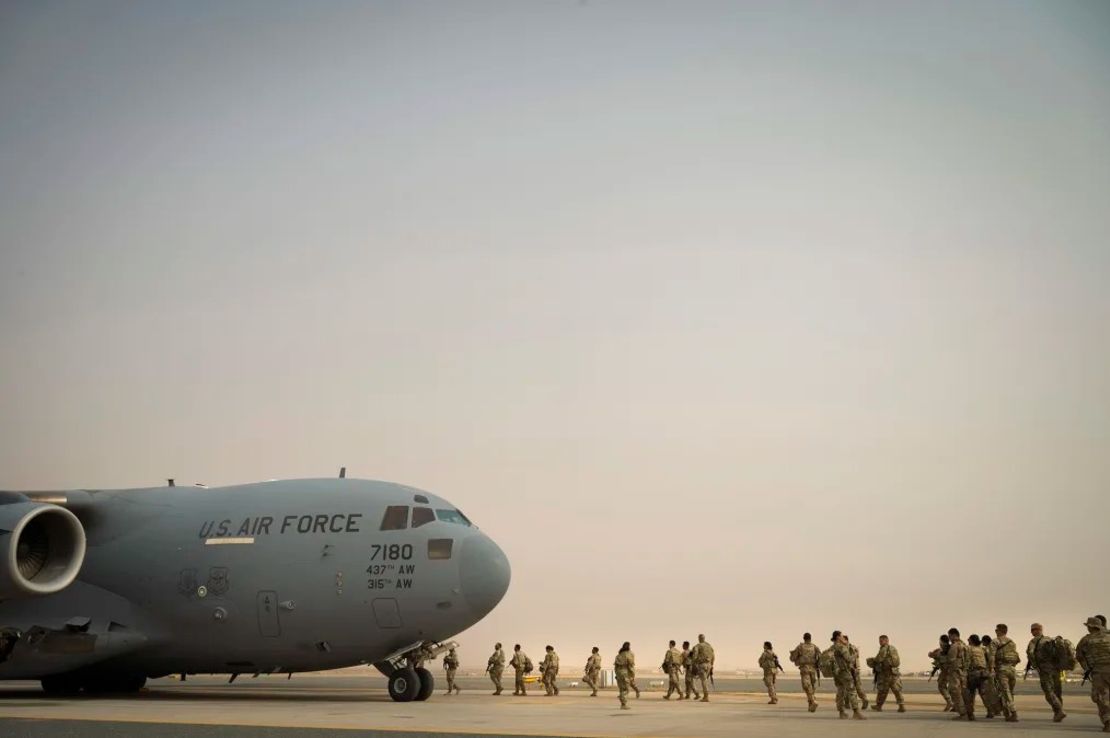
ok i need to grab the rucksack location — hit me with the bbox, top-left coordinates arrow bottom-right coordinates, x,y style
819,647 -> 836,679
524,657 -> 534,674
1051,637 -> 1077,671
889,647 -> 900,669
998,639 -> 1021,666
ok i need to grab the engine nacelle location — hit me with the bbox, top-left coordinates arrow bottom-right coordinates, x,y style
0,501 -> 86,599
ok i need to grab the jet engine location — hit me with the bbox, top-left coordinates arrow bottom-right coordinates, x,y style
0,499 -> 86,599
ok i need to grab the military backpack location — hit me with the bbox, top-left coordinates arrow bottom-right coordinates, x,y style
819,647 -> 836,679
1050,636 -> 1078,671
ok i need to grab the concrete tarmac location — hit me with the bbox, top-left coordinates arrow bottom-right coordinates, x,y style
0,674 -> 1100,737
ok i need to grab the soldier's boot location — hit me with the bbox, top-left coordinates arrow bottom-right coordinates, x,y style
620,704 -> 630,710
1005,713 -> 1018,722
1101,721 -> 1109,733
635,687 -> 641,699
852,710 -> 866,720
860,698 -> 869,710
1052,711 -> 1066,723
897,703 -> 906,713
554,686 -> 559,696
808,702 -> 817,712
839,711 -> 848,719
700,696 -> 709,703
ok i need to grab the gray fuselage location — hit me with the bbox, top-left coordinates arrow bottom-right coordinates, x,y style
0,478 -> 511,679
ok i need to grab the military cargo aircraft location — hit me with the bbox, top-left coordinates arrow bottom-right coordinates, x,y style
0,477 -> 510,701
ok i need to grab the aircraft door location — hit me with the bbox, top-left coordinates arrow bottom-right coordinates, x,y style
257,590 -> 281,637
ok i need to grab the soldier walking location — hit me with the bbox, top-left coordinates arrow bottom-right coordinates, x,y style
867,635 -> 905,712
832,631 -> 866,720
487,642 -> 505,695
615,642 -> 636,710
789,632 -> 821,712
510,644 -> 531,696
663,641 -> 683,699
691,634 -> 715,702
1077,616 -> 1110,734
991,625 -> 1020,722
1028,622 -> 1067,722
443,647 -> 461,695
946,628 -> 971,721
928,634 -> 955,711
979,635 -> 1004,717
583,647 -> 602,697
843,634 -> 869,710
541,645 -> 560,696
758,641 -> 779,704
682,640 -> 699,700
966,635 -> 994,718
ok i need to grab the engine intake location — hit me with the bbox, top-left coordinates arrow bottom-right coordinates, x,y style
0,501 -> 86,599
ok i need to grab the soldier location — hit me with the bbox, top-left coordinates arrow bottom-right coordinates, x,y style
789,632 -> 821,712
946,628 -> 971,721
509,644 -> 531,696
992,624 -> 1020,722
980,635 -> 1004,718
966,635 -> 994,718
867,634 -> 904,713
1028,622 -> 1067,722
583,647 -> 602,697
443,647 -> 461,695
541,645 -> 560,696
758,641 -> 779,704
843,634 -> 869,710
663,640 -> 684,700
682,640 -> 700,701
615,641 -> 636,710
691,634 -> 715,702
1077,616 -> 1110,734
487,642 -> 505,695
832,631 -> 866,720
928,634 -> 955,711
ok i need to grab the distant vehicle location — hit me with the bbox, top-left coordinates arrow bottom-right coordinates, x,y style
0,478 -> 511,702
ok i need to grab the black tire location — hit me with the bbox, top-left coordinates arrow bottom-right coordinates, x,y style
41,673 -> 83,696
414,667 -> 434,701
86,674 -> 147,695
388,667 -> 420,702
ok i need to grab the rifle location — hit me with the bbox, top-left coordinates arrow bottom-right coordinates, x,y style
709,666 -> 715,686
1023,661 -> 1033,681
774,656 -> 785,673
928,663 -> 939,682
1082,668 -> 1092,687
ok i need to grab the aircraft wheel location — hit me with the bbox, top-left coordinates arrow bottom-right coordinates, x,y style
41,673 -> 83,696
388,667 -> 420,702
414,667 -> 434,701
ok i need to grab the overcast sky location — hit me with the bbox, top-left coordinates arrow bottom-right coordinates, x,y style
2,0 -> 1108,670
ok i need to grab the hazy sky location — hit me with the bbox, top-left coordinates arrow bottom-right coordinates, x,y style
2,1 -> 1108,670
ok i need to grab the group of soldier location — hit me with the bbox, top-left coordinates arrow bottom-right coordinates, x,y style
922,616 -> 1110,732
451,615 -> 1110,731
480,635 -> 716,709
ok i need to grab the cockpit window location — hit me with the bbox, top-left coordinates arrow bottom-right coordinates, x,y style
428,538 -> 453,559
412,507 -> 435,528
380,506 -> 409,530
435,509 -> 472,526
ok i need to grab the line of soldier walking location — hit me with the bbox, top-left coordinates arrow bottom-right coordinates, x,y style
481,635 -> 717,709
461,615 -> 1110,731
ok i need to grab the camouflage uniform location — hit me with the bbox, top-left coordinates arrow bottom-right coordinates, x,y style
487,645 -> 505,695
541,649 -> 560,696
1076,620 -> 1110,732
832,640 -> 863,718
848,642 -> 868,709
868,643 -> 904,711
583,651 -> 602,696
789,641 -> 821,711
443,648 -> 461,695
615,649 -> 636,709
683,645 -> 700,700
664,646 -> 684,699
946,637 -> 971,719
992,635 -> 1021,721
692,637 -> 715,702
758,648 -> 778,704
928,644 -> 954,711
1028,634 -> 1065,718
510,648 -> 530,696
966,644 -> 994,718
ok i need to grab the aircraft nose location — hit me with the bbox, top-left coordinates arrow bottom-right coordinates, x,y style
459,533 -> 511,616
